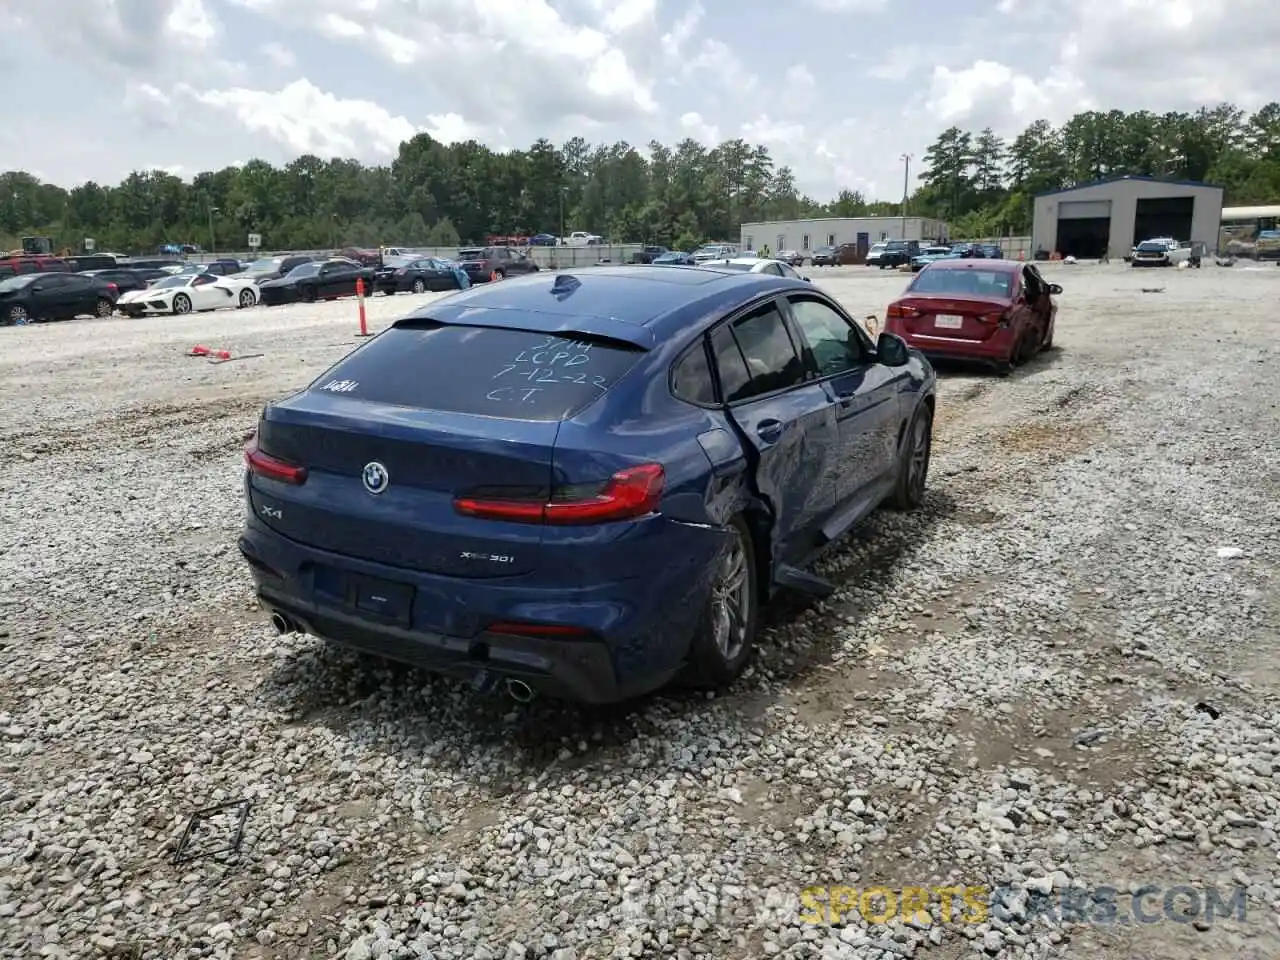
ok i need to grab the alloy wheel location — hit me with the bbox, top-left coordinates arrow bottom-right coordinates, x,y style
710,532 -> 751,661
908,413 -> 932,502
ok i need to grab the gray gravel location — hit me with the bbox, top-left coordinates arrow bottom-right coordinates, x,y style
1,265 -> 1278,960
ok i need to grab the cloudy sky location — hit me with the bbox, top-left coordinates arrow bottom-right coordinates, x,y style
2,0 -> 1277,203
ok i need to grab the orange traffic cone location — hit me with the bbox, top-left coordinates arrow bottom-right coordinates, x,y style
188,344 -> 211,356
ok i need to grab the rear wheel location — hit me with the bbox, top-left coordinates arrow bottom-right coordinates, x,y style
172,293 -> 192,315
94,298 -> 113,318
684,516 -> 758,689
412,278 -> 426,294
891,403 -> 932,509
238,288 -> 256,308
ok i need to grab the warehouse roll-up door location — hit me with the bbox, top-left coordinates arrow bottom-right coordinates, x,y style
1058,200 -> 1113,219
1055,199 -> 1112,258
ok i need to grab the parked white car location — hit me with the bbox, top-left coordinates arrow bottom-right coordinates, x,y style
865,241 -> 889,265
116,272 -> 260,316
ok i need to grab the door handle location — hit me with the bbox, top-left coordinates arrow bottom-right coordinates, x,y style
756,419 -> 784,444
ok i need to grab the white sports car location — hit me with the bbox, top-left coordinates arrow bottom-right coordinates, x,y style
116,272 -> 260,316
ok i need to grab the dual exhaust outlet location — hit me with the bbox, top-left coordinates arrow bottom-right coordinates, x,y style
268,611 -> 536,703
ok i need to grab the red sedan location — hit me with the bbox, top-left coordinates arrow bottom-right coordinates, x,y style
884,260 -> 1060,375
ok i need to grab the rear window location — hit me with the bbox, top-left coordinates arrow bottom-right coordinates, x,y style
911,267 -> 1013,297
458,249 -> 485,260
310,324 -> 645,421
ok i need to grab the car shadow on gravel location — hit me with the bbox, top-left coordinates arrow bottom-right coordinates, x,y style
253,492 -> 957,786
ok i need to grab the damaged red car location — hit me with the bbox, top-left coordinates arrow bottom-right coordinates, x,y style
883,260 -> 1059,375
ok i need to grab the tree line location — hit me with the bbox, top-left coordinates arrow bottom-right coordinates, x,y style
915,103 -> 1280,239
1,101 -> 1276,255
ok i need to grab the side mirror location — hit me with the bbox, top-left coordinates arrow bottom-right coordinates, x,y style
1048,283 -> 1063,295
802,276 -> 811,283
876,332 -> 910,367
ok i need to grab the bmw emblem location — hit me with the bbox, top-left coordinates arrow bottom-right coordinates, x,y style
362,461 -> 389,495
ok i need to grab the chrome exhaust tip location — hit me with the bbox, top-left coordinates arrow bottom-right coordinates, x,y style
504,678 -> 535,703
270,612 -> 296,635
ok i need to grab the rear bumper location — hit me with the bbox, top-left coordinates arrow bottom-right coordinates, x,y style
238,515 -> 724,704
889,324 -> 1018,364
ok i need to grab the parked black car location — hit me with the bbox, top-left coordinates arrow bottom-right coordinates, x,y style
810,245 -> 838,266
258,258 -> 376,306
376,257 -> 467,294
457,246 -> 541,283
235,254 -> 317,284
198,258 -> 245,276
630,245 -> 670,264
80,267 -> 168,294
877,240 -> 921,268
0,272 -> 119,324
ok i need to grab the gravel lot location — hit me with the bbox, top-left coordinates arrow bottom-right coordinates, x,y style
2,264 -> 1278,960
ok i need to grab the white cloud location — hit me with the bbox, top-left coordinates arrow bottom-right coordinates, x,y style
785,64 -> 816,89
260,41 -> 296,68
660,3 -> 703,57
680,111 -> 720,144
180,79 -> 419,159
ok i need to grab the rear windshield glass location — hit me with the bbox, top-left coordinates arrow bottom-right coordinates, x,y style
458,249 -> 485,260
310,324 -> 645,421
910,267 -> 1013,297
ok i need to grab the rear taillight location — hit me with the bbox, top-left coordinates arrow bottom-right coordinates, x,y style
244,437 -> 307,485
106,282 -> 118,290
886,303 -> 919,319
454,463 -> 665,525
979,311 -> 1006,324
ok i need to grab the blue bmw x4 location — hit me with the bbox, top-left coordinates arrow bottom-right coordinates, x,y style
239,266 -> 936,704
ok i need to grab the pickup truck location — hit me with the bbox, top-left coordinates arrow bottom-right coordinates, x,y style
877,239 -> 921,269
1131,238 -> 1191,267
563,231 -> 604,247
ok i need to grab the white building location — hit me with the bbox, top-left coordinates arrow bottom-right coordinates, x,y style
1032,175 -> 1224,260
738,216 -> 949,255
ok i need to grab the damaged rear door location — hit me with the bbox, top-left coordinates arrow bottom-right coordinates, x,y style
710,297 -> 839,567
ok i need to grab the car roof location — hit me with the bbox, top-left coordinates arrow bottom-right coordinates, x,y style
400,265 -> 807,348
925,258 -> 1022,273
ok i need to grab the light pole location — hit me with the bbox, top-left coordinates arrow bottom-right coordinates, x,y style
207,204 -> 218,256
899,153 -> 911,240
559,186 -> 566,241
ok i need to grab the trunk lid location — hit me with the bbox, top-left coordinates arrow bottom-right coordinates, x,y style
247,318 -> 648,579
893,293 -> 1010,342
250,392 -> 558,578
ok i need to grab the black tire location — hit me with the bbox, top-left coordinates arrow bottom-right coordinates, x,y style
94,298 -> 113,318
494,269 -> 507,281
7,304 -> 30,325
238,288 -> 256,308
172,293 -> 192,315
300,285 -> 317,302
684,516 -> 759,689
891,403 -> 933,510
411,278 -> 426,294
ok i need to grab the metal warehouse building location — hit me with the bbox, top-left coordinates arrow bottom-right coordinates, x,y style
738,216 -> 949,258
1032,175 -> 1225,260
